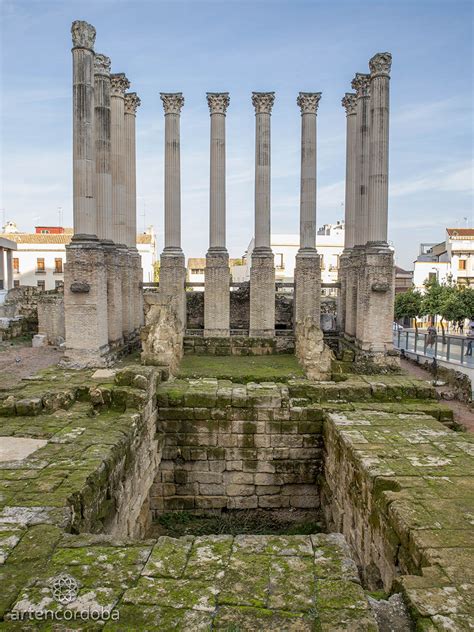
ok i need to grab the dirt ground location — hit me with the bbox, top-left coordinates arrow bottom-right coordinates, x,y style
0,339 -> 63,390
401,357 -> 474,433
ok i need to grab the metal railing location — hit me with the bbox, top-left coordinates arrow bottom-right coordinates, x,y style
394,329 -> 474,367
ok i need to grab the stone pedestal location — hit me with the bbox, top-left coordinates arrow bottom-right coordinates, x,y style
344,249 -> 359,339
118,246 -> 133,343
249,250 -> 275,337
204,250 -> 230,337
129,248 -> 144,331
63,239 -> 109,367
160,253 -> 186,331
294,252 -> 321,326
355,246 -> 397,366
103,243 -> 123,349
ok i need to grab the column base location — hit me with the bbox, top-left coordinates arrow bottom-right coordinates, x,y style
63,240 -> 110,368
355,246 -> 396,359
204,249 -> 230,338
249,250 -> 275,338
294,250 -> 321,327
160,251 -> 186,330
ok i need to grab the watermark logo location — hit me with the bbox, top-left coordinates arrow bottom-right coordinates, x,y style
52,573 -> 79,606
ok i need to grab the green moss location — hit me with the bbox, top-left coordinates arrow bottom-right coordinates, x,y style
177,355 -> 303,383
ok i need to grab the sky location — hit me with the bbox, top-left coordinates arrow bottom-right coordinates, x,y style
0,0 -> 473,269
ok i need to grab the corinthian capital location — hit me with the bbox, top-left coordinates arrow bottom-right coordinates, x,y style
94,54 -> 111,76
206,92 -> 230,115
369,52 -> 392,78
341,92 -> 357,115
297,92 -> 322,115
110,73 -> 130,98
125,92 -> 141,115
251,92 -> 275,115
71,20 -> 96,50
351,73 -> 370,98
160,93 -> 184,115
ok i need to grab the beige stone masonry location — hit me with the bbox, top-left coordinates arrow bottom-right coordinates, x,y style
204,251 -> 230,337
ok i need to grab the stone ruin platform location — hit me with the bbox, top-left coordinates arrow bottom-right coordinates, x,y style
0,362 -> 472,630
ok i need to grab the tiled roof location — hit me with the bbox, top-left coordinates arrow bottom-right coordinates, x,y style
0,233 -> 153,245
447,228 -> 474,237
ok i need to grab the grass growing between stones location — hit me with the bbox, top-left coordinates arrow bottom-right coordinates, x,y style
177,354 -> 304,382
150,509 -> 324,538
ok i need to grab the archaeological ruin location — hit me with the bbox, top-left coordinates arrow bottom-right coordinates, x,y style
0,18 -> 472,632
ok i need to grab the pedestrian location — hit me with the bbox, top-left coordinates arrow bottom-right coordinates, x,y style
466,319 -> 474,356
459,320 -> 464,335
427,324 -> 437,350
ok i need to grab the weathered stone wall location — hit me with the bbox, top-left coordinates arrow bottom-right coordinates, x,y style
0,286 -> 42,333
151,380 -> 322,513
183,335 -> 295,356
141,294 -> 183,374
37,293 -> 65,345
0,317 -> 24,341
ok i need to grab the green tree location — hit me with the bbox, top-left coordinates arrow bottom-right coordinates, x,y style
460,286 -> 474,320
421,278 -> 452,342
440,291 -> 466,331
394,288 -> 423,333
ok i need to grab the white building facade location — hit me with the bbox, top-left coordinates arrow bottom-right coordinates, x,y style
0,223 -> 157,291
413,229 -> 474,290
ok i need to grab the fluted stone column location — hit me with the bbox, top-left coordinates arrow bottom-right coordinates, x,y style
64,21 -> 109,368
0,249 -> 4,290
94,54 -> 122,349
294,92 -> 322,327
6,250 -> 13,290
124,92 -> 143,332
250,92 -> 275,337
350,73 -> 372,347
204,93 -> 230,337
159,93 -> 186,329
110,73 -> 132,343
340,93 -> 358,337
356,53 -> 396,364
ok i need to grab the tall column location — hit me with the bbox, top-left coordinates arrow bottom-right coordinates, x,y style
159,93 -> 186,328
110,73 -> 132,343
6,251 -> 13,290
110,73 -> 130,246
340,93 -> 358,336
204,93 -> 230,337
368,52 -> 392,246
0,248 -> 4,290
124,92 -> 143,332
356,53 -> 396,365
351,73 -> 371,347
94,54 -> 112,241
64,21 -> 109,368
249,92 -> 275,337
294,92 -> 322,327
351,73 -> 371,247
71,20 -> 97,238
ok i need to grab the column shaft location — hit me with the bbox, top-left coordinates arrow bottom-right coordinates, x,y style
368,53 -> 392,244
6,251 -> 13,290
72,22 -> 96,237
110,73 -> 130,246
94,54 -> 112,241
342,94 -> 358,250
250,92 -> 275,337
0,248 -> 4,290
352,74 -> 371,247
160,93 -> 186,328
205,93 -> 230,337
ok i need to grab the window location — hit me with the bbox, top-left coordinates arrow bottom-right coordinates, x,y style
37,280 -> 45,290
54,258 -> 63,273
36,258 -> 45,273
13,258 -> 19,273
459,259 -> 467,270
13,280 -> 20,288
428,272 -> 437,282
274,253 -> 284,269
191,268 -> 205,275
41,229 -> 50,234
